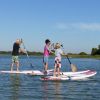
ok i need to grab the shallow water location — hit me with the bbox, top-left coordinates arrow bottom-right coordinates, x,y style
0,55 -> 100,100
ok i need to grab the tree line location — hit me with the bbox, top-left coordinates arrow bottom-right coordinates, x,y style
0,51 -> 43,56
0,45 -> 100,56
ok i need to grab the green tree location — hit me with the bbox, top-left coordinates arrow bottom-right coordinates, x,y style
97,45 -> 100,55
98,45 -> 100,50
91,48 -> 98,55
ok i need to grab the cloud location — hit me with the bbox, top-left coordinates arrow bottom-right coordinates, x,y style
56,23 -> 100,31
56,23 -> 69,30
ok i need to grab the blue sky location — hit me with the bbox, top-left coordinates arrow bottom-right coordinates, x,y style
0,0 -> 100,53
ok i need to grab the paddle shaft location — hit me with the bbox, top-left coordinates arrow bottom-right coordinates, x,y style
21,39 -> 33,67
66,55 -> 72,65
61,46 -> 72,65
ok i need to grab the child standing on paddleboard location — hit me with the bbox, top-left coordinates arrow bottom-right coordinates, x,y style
54,43 -> 64,76
43,39 -> 51,74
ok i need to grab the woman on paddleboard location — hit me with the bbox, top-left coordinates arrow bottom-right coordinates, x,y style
43,39 -> 51,74
54,43 -> 64,77
11,39 -> 25,71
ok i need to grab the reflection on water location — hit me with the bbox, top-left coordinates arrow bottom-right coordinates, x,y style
0,56 -> 100,100
10,74 -> 21,100
42,82 -> 48,100
41,81 -> 63,100
53,82 -> 62,100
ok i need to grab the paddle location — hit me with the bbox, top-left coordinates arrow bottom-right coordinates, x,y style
61,45 -> 77,72
21,39 -> 34,68
66,55 -> 77,72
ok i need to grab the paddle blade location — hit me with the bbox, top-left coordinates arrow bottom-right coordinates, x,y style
71,64 -> 77,72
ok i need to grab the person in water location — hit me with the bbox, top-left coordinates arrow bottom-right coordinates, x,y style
43,39 -> 51,74
54,43 -> 64,77
11,39 -> 25,71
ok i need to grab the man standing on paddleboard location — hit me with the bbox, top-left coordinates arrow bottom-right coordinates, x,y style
11,39 -> 25,71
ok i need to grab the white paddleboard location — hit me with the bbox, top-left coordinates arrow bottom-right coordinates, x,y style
41,70 -> 97,81
60,70 -> 90,76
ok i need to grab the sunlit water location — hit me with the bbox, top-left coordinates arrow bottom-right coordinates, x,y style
0,55 -> 100,100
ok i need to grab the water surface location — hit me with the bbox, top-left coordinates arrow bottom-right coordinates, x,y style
0,55 -> 100,100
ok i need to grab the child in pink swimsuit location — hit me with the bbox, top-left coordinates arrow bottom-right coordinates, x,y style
43,39 -> 51,74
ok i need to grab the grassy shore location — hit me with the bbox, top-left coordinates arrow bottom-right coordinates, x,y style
68,54 -> 100,59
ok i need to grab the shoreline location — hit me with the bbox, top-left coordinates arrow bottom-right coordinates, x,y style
0,54 -> 100,59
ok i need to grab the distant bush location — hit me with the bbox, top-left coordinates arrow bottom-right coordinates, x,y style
79,52 -> 87,55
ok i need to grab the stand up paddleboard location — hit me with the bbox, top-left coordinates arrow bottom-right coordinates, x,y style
41,70 -> 97,81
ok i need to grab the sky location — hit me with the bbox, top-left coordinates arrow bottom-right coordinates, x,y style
0,0 -> 100,53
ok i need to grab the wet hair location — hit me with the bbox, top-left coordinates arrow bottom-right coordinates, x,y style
45,39 -> 50,44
